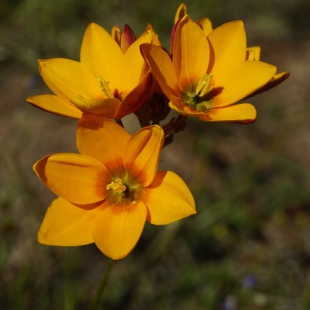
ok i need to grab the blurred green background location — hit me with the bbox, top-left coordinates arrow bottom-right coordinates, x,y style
0,0 -> 309,309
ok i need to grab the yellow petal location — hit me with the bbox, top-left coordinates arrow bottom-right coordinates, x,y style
80,23 -> 124,90
245,71 -> 290,99
119,30 -> 152,97
26,94 -> 82,119
246,46 -> 261,61
123,125 -> 164,187
117,71 -> 153,119
39,58 -> 103,102
140,43 -> 180,98
71,96 -> 121,118
34,154 -> 112,204
38,197 -> 100,246
214,61 -> 277,107
197,17 -> 213,36
143,171 -> 196,225
199,103 -> 257,123
146,23 -> 161,46
174,3 -> 187,24
173,17 -> 210,89
208,21 -> 246,77
77,116 -> 130,173
111,25 -> 121,45
92,200 -> 147,260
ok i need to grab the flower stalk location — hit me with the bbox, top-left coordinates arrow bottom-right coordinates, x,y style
89,260 -> 115,310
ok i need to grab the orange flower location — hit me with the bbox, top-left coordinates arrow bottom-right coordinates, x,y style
174,3 -> 289,100
34,116 -> 196,260
27,23 -> 153,120
141,16 -> 280,123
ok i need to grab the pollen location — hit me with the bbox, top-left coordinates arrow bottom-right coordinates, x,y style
106,178 -> 127,193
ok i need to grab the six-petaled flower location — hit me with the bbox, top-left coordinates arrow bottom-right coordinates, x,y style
34,116 -> 196,260
27,23 -> 153,120
141,15 -> 286,123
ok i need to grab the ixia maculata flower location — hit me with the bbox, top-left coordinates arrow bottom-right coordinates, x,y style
27,23 -> 153,120
34,116 -> 196,260
173,4 -> 290,109
141,14 -> 286,123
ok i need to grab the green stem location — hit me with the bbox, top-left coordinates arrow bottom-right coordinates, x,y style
89,259 -> 115,310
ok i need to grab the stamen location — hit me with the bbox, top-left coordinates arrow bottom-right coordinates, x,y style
97,76 -> 113,99
196,74 -> 212,97
180,74 -> 215,112
106,178 -> 127,193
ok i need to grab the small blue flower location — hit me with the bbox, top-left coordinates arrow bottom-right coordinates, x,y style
243,275 -> 257,289
221,295 -> 237,310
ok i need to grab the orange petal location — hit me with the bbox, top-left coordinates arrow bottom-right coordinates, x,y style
199,103 -> 257,123
123,125 -> 164,187
26,94 -> 82,119
146,23 -> 161,46
71,97 -> 121,118
214,61 -> 277,107
119,30 -> 152,97
80,23 -> 124,90
197,17 -> 213,36
208,20 -> 246,76
34,153 -> 112,204
38,197 -> 100,246
77,116 -> 130,173
140,43 -> 180,98
117,71 -> 153,119
246,46 -> 261,61
92,200 -> 147,260
173,17 -> 210,89
174,3 -> 187,24
111,25 -> 121,45
143,171 -> 196,225
38,58 -> 103,102
244,71 -> 290,99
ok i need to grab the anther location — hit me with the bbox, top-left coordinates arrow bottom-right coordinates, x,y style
106,178 -> 127,193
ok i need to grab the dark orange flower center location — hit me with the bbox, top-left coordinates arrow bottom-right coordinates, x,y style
181,74 -> 215,112
106,174 -> 144,206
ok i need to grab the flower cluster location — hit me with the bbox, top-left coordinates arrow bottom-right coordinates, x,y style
28,4 -> 288,260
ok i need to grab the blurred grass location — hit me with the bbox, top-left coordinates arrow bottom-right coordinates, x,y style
1,0 -> 310,309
